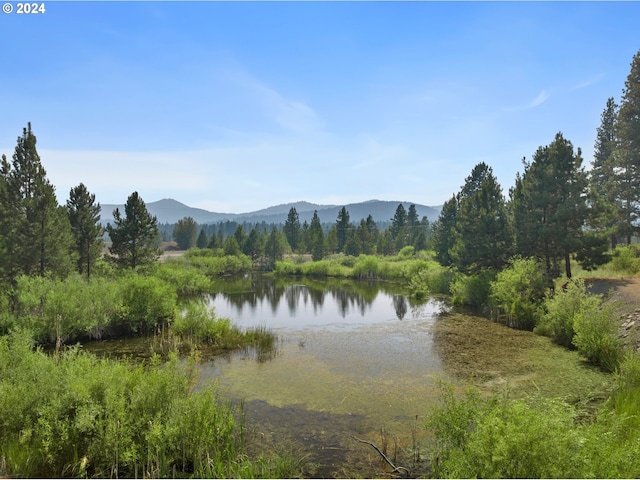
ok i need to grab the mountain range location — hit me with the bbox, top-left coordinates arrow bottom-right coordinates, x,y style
100,198 -> 442,226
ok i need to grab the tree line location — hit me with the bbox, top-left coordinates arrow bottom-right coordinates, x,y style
0,123 -> 430,284
432,49 -> 640,282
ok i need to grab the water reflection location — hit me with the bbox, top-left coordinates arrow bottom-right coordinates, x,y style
207,275 -> 448,331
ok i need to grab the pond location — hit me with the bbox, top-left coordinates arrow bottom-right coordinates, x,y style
84,275 -> 612,478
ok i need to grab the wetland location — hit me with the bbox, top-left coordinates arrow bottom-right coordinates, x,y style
84,275 -> 613,478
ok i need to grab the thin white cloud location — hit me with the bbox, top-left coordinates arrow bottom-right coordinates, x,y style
568,73 -> 605,91
502,89 -> 550,112
227,69 -> 324,135
528,90 -> 550,108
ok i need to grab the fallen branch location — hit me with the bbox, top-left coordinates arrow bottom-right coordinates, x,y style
351,435 -> 410,477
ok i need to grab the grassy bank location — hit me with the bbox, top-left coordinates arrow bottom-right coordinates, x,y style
0,330 -> 302,478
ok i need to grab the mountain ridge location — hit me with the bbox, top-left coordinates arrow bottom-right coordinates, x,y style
100,198 -> 442,225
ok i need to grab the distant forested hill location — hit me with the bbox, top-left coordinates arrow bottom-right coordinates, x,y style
100,198 -> 442,225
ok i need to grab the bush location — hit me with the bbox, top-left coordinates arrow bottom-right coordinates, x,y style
610,245 -> 640,274
535,279 -> 592,348
407,262 -> 455,297
172,302 -> 232,344
153,262 -> 211,296
13,274 -> 122,344
0,331 -> 300,478
398,246 -> 415,258
450,271 -> 495,307
573,299 -> 622,372
427,384 -> 581,478
490,257 -> 547,330
120,275 -> 177,334
352,255 -> 380,279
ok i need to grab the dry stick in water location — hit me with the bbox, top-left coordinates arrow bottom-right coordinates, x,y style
351,436 -> 410,477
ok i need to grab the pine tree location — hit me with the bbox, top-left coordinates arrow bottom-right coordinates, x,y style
432,195 -> 458,266
612,49 -> 640,243
173,216 -> 197,250
589,97 -> 620,247
511,133 -> 593,279
67,183 -> 103,279
107,192 -> 160,269
308,211 -> 325,261
335,207 -> 351,252
196,228 -> 208,248
451,163 -> 511,273
244,226 -> 266,260
283,207 -> 301,251
265,227 -> 286,266
5,123 -> 74,278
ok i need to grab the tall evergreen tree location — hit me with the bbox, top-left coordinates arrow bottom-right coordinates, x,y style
173,216 -> 197,250
612,49 -> 640,244
283,207 -> 301,251
0,155 -> 19,282
432,195 -> 458,267
390,204 -> 408,240
308,210 -> 325,261
5,123 -> 74,278
265,227 -> 286,267
67,183 -> 103,279
450,163 -> 511,273
107,192 -> 160,269
196,228 -> 208,248
510,133 -> 593,279
244,226 -> 266,260
589,97 -> 620,247
335,207 -> 351,252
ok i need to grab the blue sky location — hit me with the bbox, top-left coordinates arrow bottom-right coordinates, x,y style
1,2 -> 639,213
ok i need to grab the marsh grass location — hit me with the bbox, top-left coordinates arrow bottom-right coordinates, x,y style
170,302 -> 277,360
0,330 -> 300,479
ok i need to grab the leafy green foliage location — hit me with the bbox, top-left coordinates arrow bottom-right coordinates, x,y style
172,302 -> 232,343
0,331 -> 300,479
610,245 -> 640,274
535,279 -> 592,348
490,257 -> 547,330
12,274 -> 122,344
151,261 -> 211,296
450,270 -> 495,307
120,275 -> 176,334
428,380 -> 640,479
572,298 -> 622,372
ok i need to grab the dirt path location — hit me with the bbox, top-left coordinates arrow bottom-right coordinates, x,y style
586,277 -> 640,351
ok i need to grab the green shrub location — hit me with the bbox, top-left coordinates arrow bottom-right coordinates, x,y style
427,384 -> 582,478
153,262 -> 211,296
0,331 -> 301,479
535,279 -> 592,348
352,255 -> 380,279
450,271 -> 495,307
13,274 -> 122,344
407,262 -> 454,297
573,299 -> 622,372
490,257 -> 547,330
610,245 -> 640,274
398,246 -> 415,258
172,302 -> 231,344
120,275 -> 177,334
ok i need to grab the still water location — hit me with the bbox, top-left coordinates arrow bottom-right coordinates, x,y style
199,277 -> 451,476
